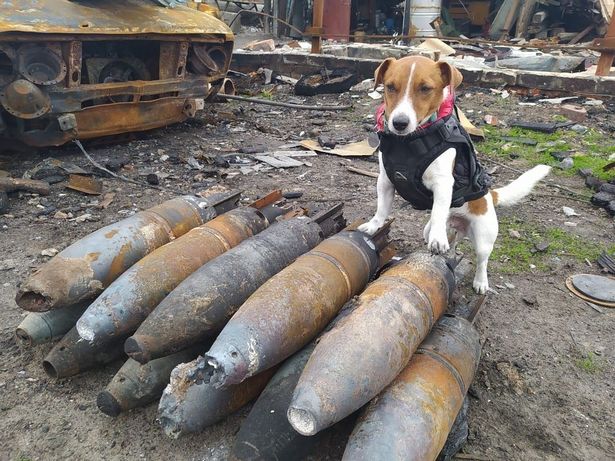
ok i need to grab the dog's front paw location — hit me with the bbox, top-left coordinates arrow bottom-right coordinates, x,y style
472,276 -> 489,295
427,230 -> 450,254
358,218 -> 384,236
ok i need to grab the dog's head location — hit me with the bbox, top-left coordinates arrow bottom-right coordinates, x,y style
375,56 -> 463,136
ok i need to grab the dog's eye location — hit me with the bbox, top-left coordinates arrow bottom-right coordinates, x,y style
386,84 -> 397,93
419,85 -> 433,94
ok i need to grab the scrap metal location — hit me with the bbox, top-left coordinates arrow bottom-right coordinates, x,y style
342,315 -> 481,460
124,205 -> 347,364
201,222 -> 395,389
15,191 -> 240,312
75,191 -> 287,345
288,252 -> 456,436
0,0 -> 234,148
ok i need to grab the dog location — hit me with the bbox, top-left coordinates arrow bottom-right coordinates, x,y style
358,56 -> 550,294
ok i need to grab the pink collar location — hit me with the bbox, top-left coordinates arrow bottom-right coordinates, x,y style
375,90 -> 455,133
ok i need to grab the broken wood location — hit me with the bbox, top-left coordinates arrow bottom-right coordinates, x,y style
593,4 -> 615,76
569,25 -> 594,45
0,177 -> 50,195
515,0 -> 537,39
346,165 -> 379,178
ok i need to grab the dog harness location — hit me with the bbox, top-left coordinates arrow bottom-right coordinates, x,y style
375,94 -> 490,211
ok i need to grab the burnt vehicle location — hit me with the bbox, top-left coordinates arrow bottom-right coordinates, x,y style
0,0 -> 233,148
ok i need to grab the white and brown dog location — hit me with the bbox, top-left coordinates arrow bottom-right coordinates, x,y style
358,56 -> 550,294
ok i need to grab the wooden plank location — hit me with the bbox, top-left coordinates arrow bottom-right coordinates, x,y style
515,0 -> 537,39
346,165 -> 378,178
595,5 -> 615,76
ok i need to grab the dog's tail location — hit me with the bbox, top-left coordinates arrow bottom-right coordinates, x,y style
493,165 -> 551,207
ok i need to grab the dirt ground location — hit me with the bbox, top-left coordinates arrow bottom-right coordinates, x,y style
0,78 -> 614,461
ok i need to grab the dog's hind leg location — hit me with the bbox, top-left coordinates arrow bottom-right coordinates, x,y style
468,208 -> 498,294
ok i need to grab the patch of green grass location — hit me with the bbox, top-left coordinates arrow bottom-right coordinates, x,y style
489,217 -> 615,274
478,126 -> 615,180
259,89 -> 274,100
575,352 -> 604,374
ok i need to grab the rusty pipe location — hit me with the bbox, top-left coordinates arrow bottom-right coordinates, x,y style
97,344 -> 208,417
231,333 -> 359,461
75,191 -> 286,345
42,327 -> 125,379
15,302 -> 89,347
288,252 -> 456,436
16,191 -> 241,312
342,315 -> 481,461
157,358 -> 276,438
202,224 -> 394,388
125,205 -> 346,364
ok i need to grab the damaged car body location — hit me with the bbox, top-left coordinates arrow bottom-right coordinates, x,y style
0,0 -> 234,148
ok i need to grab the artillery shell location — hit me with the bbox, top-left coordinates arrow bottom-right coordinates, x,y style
125,211 -> 345,364
42,327 -> 125,379
157,358 -> 276,438
204,228 -> 392,388
16,191 -> 240,312
15,302 -> 89,347
76,198 -> 285,345
288,252 -> 455,436
342,315 -> 481,461
97,344 -> 207,417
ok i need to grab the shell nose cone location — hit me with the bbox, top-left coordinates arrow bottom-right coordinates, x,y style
0,79 -> 51,119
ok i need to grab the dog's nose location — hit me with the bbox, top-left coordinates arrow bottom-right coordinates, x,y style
392,115 -> 409,132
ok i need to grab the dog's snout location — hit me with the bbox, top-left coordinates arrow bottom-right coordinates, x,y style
392,115 -> 409,132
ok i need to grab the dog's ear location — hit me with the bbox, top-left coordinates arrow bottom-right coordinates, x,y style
437,61 -> 463,89
374,58 -> 395,89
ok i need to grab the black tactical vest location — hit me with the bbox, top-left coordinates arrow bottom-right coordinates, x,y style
379,113 -> 490,211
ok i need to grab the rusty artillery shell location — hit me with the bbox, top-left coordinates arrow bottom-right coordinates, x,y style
288,252 -> 456,436
125,205 -> 346,364
157,358 -> 276,438
75,191 -> 286,345
42,327 -> 125,379
16,191 -> 240,312
342,315 -> 481,461
97,344 -> 207,417
231,341 -> 358,461
203,224 -> 394,388
15,302 -> 89,347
